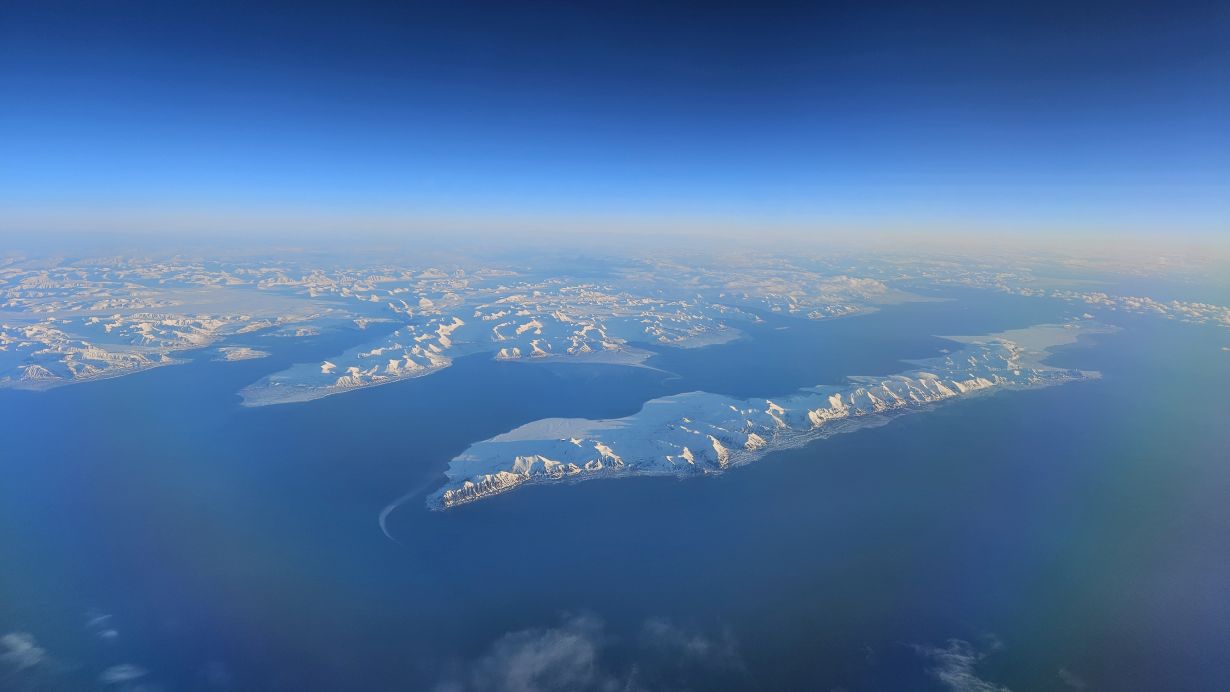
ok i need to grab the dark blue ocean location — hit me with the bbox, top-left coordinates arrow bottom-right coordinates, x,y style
2,289 -> 1228,691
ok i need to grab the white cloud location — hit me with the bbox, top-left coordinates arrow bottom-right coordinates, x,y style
638,617 -> 743,671
0,632 -> 47,671
444,613 -> 620,692
438,614 -> 744,692
913,638 -> 1010,692
100,663 -> 148,685
1058,667 -> 1087,689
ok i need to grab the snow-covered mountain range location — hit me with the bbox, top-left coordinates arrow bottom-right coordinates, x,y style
428,322 -> 1110,508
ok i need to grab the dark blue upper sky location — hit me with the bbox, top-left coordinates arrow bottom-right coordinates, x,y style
2,0 -> 1227,238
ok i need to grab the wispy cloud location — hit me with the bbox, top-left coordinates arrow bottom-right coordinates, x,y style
2,625 -> 161,691
913,638 -> 1010,692
0,633 -> 48,671
451,613 -> 617,692
436,613 -> 744,692
86,611 -> 120,642
638,617 -> 744,676
100,663 -> 149,685
1058,667 -> 1087,689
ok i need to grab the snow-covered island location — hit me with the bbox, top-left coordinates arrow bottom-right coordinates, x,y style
9,248 -> 1210,402
2,250 -> 940,397
428,322 -> 1111,509
215,346 -> 271,361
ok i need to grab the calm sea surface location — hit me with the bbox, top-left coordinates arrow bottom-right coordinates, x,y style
2,289 -> 1227,690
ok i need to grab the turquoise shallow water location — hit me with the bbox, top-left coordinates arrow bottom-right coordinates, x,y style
1,289 -> 1227,691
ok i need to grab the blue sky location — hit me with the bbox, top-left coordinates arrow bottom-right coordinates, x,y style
2,0 -> 1226,239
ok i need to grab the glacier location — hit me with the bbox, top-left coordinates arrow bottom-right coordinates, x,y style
427,322 -> 1110,509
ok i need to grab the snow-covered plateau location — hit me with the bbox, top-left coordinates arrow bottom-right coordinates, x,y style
428,322 -> 1111,509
